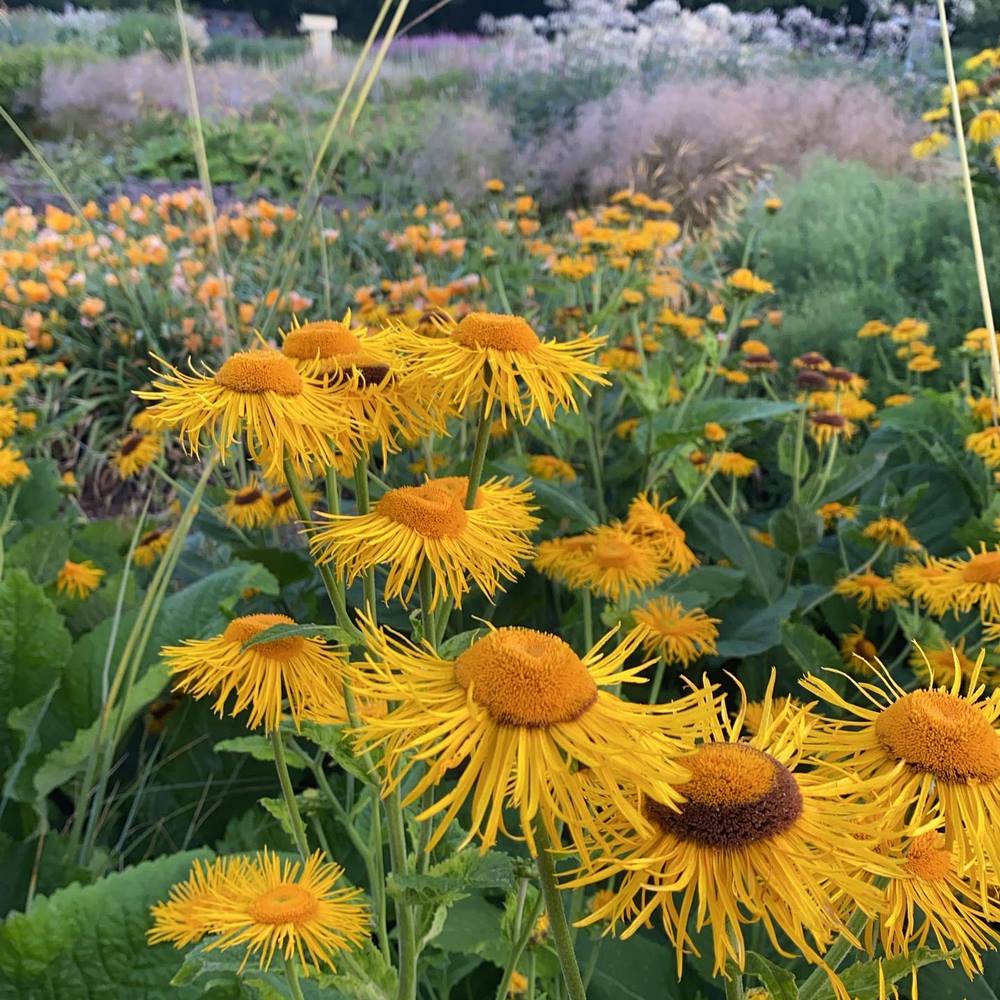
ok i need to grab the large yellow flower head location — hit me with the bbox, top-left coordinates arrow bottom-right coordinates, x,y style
161,613 -> 349,732
862,516 -> 921,551
149,849 -> 368,975
310,475 -> 538,609
632,597 -> 719,666
965,426 -> 1000,468
223,481 -> 273,530
394,311 -> 608,426
349,621 -> 716,856
801,653 -> 1000,891
281,318 -> 442,465
111,430 -> 161,479
914,545 -> 1000,620
571,679 -> 892,985
136,350 -> 349,480
560,524 -> 667,601
623,493 -> 698,574
873,828 -> 1000,977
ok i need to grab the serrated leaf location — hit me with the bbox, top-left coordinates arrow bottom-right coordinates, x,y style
804,947 -> 953,1000
7,525 -> 70,587
0,851 -> 209,1000
746,951 -> 799,999
240,623 -> 351,652
388,849 -> 515,908
215,736 -> 308,769
769,504 -> 823,557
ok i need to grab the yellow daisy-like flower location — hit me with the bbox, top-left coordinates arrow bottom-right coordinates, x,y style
743,694 -> 800,734
111,430 -> 161,479
161,613 -> 348,732
884,393 -> 914,407
801,654 -> 1000,890
857,320 -> 890,339
571,680 -> 891,984
873,829 -> 1000,977
702,421 -> 726,443
891,318 -> 930,343
909,639 -> 980,688
310,476 -> 539,609
394,311 -> 608,426
0,446 -> 30,487
533,535 -> 598,586
269,485 -> 319,526
908,353 -> 941,373
135,527 -> 172,568
894,557 -> 954,617
623,493 -> 698,574
150,849 -> 368,975
916,545 -> 1000,620
862,517 -> 920,551
0,404 -> 17,440
833,571 -> 903,611
224,481 -> 273,530
526,454 -> 576,482
818,501 -> 859,529
840,629 -> 879,674
561,524 -> 667,601
632,597 -> 719,666
707,451 -> 758,478
809,411 -> 855,446
136,350 -> 348,480
968,109 -> 1000,143
911,132 -> 949,159
56,559 -> 104,599
727,268 -> 774,295
281,318 -> 441,465
349,620 -> 716,855
965,425 -> 1000,467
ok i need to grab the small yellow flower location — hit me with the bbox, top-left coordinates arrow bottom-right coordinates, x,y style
727,268 -> 774,295
862,517 -> 921,551
834,571 -> 903,611
703,422 -> 726,443
633,597 -> 719,666
56,559 -> 104,599
485,178 -> 505,193
527,454 -> 576,482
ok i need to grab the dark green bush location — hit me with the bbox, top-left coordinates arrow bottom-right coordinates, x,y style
112,11 -> 186,60
203,34 -> 306,64
732,159 -> 1000,389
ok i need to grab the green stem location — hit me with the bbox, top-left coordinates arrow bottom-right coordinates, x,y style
353,459 -> 378,620
581,589 -> 594,650
282,953 -> 307,1000
270,727 -> 309,860
534,824 -> 587,1000
798,908 -> 867,1000
648,658 -> 667,704
584,398 -> 608,521
386,785 -> 418,1000
723,960 -> 745,1000
791,404 -> 807,506
495,888 -> 545,1000
419,562 -> 435,646
466,392 -> 492,506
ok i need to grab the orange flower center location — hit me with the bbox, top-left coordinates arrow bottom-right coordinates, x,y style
451,312 -> 541,352
376,480 -> 468,539
904,834 -> 952,882
591,539 -> 639,569
962,551 -> 1000,584
223,613 -> 304,661
455,627 -> 598,727
646,743 -> 803,848
215,351 -> 302,395
875,690 -> 1000,782
248,883 -> 319,925
282,321 -> 361,359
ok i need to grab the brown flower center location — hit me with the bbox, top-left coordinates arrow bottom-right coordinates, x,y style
120,432 -> 144,456
875,690 -> 1000,782
376,480 -> 468,539
646,743 -> 803,848
247,884 -> 319,925
452,312 -> 541,352
455,627 -> 598,727
223,613 -> 304,660
215,351 -> 302,395
233,486 -> 264,506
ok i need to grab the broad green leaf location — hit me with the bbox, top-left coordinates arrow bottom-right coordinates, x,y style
688,508 -> 783,599
770,503 -> 823,556
781,622 -> 840,675
715,589 -> 800,658
746,951 -> 799,999
13,459 -> 61,526
805,947 -> 953,1000
437,628 -> 486,659
663,565 -> 745,605
240,623 -> 351,652
815,448 -> 890,505
576,931 -> 696,1000
388,850 -> 515,908
0,851 -> 208,1000
215,736 -> 308,769
685,398 -> 801,427
297,721 -> 372,785
6,525 -> 70,587
434,895 -> 509,967
526,476 -> 599,530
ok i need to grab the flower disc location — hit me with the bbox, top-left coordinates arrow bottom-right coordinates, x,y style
248,883 -> 320,924
223,613 -> 304,661
875,690 -> 1000,782
452,312 -> 540,352
961,550 -> 1000,584
214,351 -> 302,395
376,481 -> 468,539
282,321 -> 362,359
646,743 -> 803,848
904,834 -> 952,882
454,627 -> 598,727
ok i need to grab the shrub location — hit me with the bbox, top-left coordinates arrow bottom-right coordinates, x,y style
203,34 -> 306,65
0,43 -> 95,118
111,11 -> 207,60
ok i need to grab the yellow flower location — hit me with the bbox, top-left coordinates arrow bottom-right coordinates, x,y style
921,106 -> 949,122
909,639 -> 980,688
707,451 -> 757,478
111,430 -> 161,479
818,501 -> 859,528
559,524 -> 667,600
862,517 -> 920,551
742,694 -> 799,734
507,971 -> 528,995
857,319 -> 890,339
911,132 -> 950,159
527,454 -> 576,482
840,629 -> 879,673
894,558 -> 954,617
136,350 -> 349,480
349,620 -> 715,854
727,268 -> 774,295
834,571 -> 903,611
941,79 -> 979,103
965,425 -> 1000,467
571,679 -> 891,985
615,417 -> 639,439
161,613 -> 349,731
135,527 -> 171,567
908,353 -> 941,373
632,597 -> 719,666
485,178 -> 505,192
268,485 -> 318,526
309,476 -> 539,609
224,482 -> 273,530
551,255 -> 597,281
394,312 -> 608,427
883,393 -> 913,408
809,411 -> 855,446
623,493 -> 698,574
56,559 -> 104,599
0,446 -> 30,486
150,849 -> 368,974
968,109 -> 1000,143
702,422 -> 726,443
764,197 -> 782,214
707,303 -> 726,324
912,545 -> 1000,620
801,653 -> 1000,890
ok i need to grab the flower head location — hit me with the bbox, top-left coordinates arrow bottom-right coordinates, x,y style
834,571 -> 903,611
112,430 -> 161,479
623,493 -> 698,574
632,597 -> 719,666
56,559 -> 104,599
527,454 -> 576,482
224,481 -> 273,530
0,446 -> 30,487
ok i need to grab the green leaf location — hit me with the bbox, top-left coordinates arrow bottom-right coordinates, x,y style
688,509 -> 783,599
240,623 -> 351,652
663,565 -> 745,606
7,525 -> 70,587
769,504 -> 823,556
815,448 -> 890,505
746,951 -> 799,999
387,850 -> 515,908
434,895 -> 509,967
806,947 -> 953,1000
715,589 -> 800,658
297,721 -> 372,785
13,459 -> 61,526
315,940 -> 396,1000
686,398 -> 801,427
437,628 -> 486,659
0,851 -> 209,1000
781,622 -> 839,675
777,422 -> 809,481
214,736 -> 308,769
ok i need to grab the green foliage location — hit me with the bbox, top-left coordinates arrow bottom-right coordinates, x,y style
203,34 -> 306,65
0,43 -> 94,115
111,12 -> 188,60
